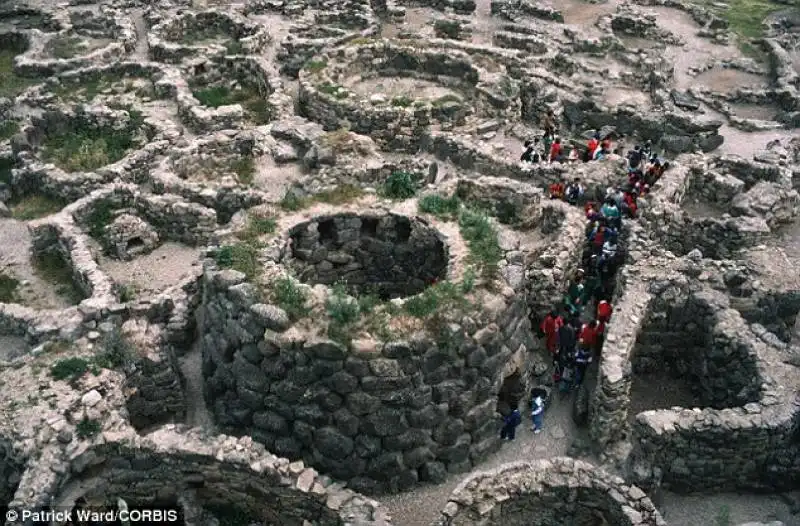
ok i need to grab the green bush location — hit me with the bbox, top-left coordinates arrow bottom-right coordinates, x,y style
382,171 -> 418,200
404,281 -> 464,318
86,200 -> 116,239
51,357 -> 89,381
75,417 -> 101,438
214,243 -> 260,279
279,191 -> 307,211
304,59 -> 327,73
231,156 -> 255,185
418,193 -> 461,219
94,328 -> 135,369
272,277 -> 309,320
391,96 -> 413,107
326,284 -> 361,326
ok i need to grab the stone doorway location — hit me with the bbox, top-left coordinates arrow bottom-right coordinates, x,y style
496,370 -> 525,417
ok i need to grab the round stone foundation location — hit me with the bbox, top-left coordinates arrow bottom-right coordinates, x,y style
436,458 -> 666,526
284,213 -> 448,299
200,209 -> 535,493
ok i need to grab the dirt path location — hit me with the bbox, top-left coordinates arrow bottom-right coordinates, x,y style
381,391 -> 581,525
130,9 -> 149,62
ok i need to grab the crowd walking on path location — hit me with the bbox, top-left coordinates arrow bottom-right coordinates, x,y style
502,117 -> 669,441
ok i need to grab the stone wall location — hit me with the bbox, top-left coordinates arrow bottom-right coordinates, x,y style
298,41 -> 520,150
149,9 -> 270,63
434,457 -> 666,526
70,185 -> 217,246
284,213 -> 449,299
178,55 -> 291,133
630,402 -> 800,493
200,226 -> 534,493
0,436 -> 24,510
454,176 -> 545,226
5,426 -> 390,526
120,318 -> 186,431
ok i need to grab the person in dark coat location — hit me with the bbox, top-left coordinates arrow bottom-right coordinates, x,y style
500,404 -> 522,441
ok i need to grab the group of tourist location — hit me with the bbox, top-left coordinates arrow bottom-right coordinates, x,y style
500,118 -> 671,442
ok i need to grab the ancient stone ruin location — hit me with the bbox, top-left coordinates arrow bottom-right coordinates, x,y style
0,0 -> 799,525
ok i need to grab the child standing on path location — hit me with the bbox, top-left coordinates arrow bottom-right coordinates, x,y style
531,395 -> 545,434
500,405 -> 522,441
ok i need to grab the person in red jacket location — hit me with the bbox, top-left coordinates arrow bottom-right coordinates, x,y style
548,137 -> 563,163
540,311 -> 563,356
597,300 -> 612,323
586,133 -> 599,161
623,192 -> 638,218
579,321 -> 598,346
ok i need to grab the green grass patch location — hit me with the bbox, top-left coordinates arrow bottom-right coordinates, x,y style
0,272 -> 20,303
51,356 -> 89,382
235,214 -> 276,243
41,116 -> 143,173
214,242 -> 260,279
191,84 -> 271,124
381,170 -> 418,200
326,283 -> 361,342
279,190 -> 308,211
432,93 -> 463,107
418,193 -> 461,219
0,48 -> 38,98
93,328 -> 135,369
459,208 -> 502,277
44,35 -> 84,59
9,194 -> 66,220
314,184 -> 365,205
304,59 -> 327,74
117,283 -> 137,302
75,417 -> 101,438
271,276 -> 309,320
391,95 -> 414,107
404,280 -> 469,318
695,0 -> 785,55
0,120 -> 19,140
51,74 -> 157,103
715,504 -> 731,526
32,249 -> 84,304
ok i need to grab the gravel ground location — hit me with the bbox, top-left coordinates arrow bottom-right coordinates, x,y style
97,242 -> 203,296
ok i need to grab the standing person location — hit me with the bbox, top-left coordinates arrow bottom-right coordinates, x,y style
597,299 -> 613,324
557,316 -> 577,360
500,404 -> 522,441
540,310 -> 562,357
541,109 -> 556,137
520,137 -> 542,163
548,137 -> 563,163
565,178 -> 584,204
531,393 -> 545,434
586,132 -> 600,161
574,344 -> 592,386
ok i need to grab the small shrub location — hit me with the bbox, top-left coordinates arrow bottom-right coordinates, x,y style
0,272 -> 19,303
715,505 -> 731,526
418,193 -> 461,219
382,171 -> 418,200
279,190 -> 308,211
358,294 -> 381,314
117,283 -> 136,302
326,284 -> 361,326
214,243 -> 260,279
75,417 -> 101,438
192,85 -> 232,107
391,95 -> 413,107
231,156 -> 255,185
86,200 -> 116,239
51,357 -> 89,381
94,328 -> 135,369
460,267 -> 476,293
236,214 -> 276,243
304,59 -> 327,73
458,208 -> 502,277
271,277 -> 309,320
9,194 -> 65,220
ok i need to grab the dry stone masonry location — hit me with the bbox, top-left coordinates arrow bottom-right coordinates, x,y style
0,0 -> 799,524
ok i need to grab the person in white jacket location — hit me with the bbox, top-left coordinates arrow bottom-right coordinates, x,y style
531,395 -> 545,434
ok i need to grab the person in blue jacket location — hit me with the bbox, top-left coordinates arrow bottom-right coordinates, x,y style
500,404 -> 522,441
